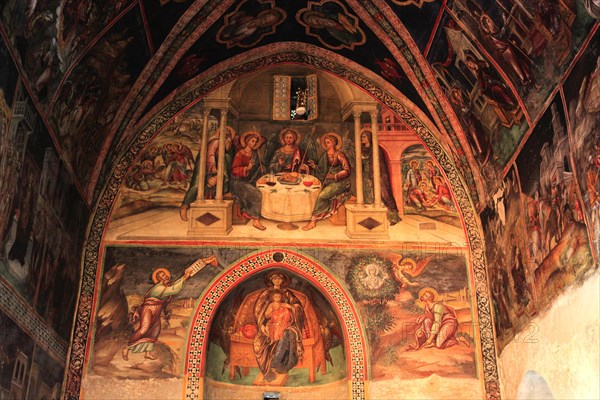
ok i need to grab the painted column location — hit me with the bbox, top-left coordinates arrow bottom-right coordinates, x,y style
353,111 -> 364,205
216,108 -> 228,201
370,110 -> 382,206
196,107 -> 211,202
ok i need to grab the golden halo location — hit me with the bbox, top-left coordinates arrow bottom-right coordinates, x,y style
434,176 -> 444,185
418,287 -> 439,302
240,131 -> 265,149
409,160 -> 420,169
319,132 -> 343,151
152,268 -> 171,284
479,14 -> 494,34
278,128 -> 302,146
401,258 -> 416,272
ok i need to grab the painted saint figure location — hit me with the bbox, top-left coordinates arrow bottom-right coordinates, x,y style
180,128 -> 235,221
360,131 -> 401,225
269,129 -> 305,174
406,288 -> 468,350
122,255 -> 218,361
230,131 -> 267,230
479,13 -> 534,87
303,133 -> 351,230
405,160 -> 427,211
253,272 -> 305,383
464,54 -> 519,118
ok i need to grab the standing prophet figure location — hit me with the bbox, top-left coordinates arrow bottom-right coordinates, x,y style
122,255 -> 218,361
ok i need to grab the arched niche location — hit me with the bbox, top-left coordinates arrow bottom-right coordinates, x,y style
184,249 -> 367,400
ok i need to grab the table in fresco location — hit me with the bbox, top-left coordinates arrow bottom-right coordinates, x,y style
256,173 -> 322,229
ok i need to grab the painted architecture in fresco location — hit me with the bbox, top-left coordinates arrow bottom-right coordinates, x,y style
0,1 -> 598,400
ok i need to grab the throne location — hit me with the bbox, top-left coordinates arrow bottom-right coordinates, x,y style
228,288 -> 327,384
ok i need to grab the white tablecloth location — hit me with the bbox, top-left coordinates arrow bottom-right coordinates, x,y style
256,174 -> 322,222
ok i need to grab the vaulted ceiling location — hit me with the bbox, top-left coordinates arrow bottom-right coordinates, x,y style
1,0 -> 597,210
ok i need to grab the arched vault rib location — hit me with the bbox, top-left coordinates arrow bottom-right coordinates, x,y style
65,45 -> 501,400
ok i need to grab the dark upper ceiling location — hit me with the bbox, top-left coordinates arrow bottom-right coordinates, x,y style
1,0 -> 597,208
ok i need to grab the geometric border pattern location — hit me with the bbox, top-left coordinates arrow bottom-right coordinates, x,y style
184,250 -> 367,399
65,47 -> 500,400
0,279 -> 68,362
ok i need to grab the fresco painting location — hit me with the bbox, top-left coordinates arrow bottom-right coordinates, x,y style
480,166 -> 534,350
0,0 -> 131,106
0,310 -> 64,400
448,0 -> 597,117
515,94 -> 595,307
207,268 -> 345,386
89,245 -> 476,395
216,0 -> 286,49
112,103 -> 207,221
0,84 -> 88,340
401,144 -> 460,227
428,11 -> 529,189
108,96 -> 465,244
91,246 -> 233,379
48,4 -> 151,186
563,30 -> 600,260
343,251 -> 475,381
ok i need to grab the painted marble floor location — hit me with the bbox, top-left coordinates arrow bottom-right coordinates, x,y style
105,207 -> 467,247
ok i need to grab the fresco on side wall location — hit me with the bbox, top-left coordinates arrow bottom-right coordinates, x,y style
480,166 -> 534,350
0,85 -> 88,340
515,94 -> 595,308
0,0 -> 132,106
48,4 -> 151,187
0,36 -> 20,240
401,144 -> 460,227
563,30 -> 600,260
0,310 -> 64,400
448,0 -> 597,117
427,11 -> 529,189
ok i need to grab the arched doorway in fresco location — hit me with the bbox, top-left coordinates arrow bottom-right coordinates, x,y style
184,249 -> 367,400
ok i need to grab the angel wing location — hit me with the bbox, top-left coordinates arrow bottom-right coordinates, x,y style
401,255 -> 433,278
300,131 -> 318,166
178,143 -> 195,169
341,130 -> 356,168
262,131 -> 280,171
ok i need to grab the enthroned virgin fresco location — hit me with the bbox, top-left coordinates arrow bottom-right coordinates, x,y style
206,269 -> 346,387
